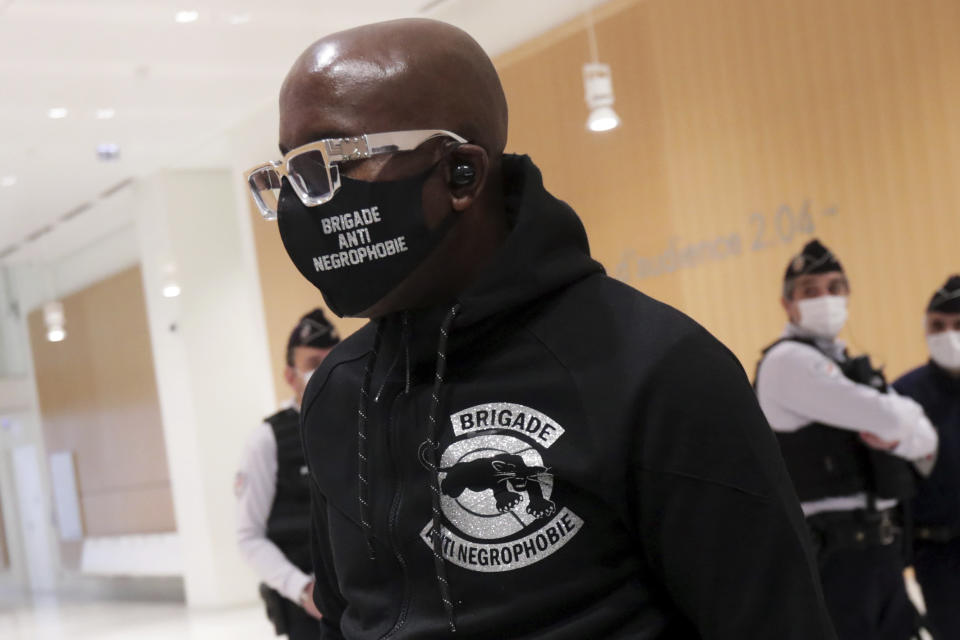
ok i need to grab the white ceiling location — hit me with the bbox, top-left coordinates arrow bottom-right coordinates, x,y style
0,0 -> 607,264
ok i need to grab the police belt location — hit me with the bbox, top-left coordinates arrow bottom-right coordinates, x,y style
806,507 -> 902,550
915,524 -> 960,544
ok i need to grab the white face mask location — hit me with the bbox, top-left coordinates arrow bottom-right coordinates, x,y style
796,295 -> 848,338
927,331 -> 960,371
299,368 -> 317,386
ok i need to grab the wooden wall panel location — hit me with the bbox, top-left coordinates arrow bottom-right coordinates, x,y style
28,266 -> 175,536
250,0 -> 960,383
498,0 -> 960,376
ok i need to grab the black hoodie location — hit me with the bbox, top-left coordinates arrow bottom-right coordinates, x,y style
300,155 -> 836,639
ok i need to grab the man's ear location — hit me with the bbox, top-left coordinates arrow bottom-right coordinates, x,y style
283,365 -> 297,389
445,144 -> 489,212
781,297 -> 799,323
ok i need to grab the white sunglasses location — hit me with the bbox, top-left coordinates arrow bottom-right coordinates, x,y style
243,129 -> 467,220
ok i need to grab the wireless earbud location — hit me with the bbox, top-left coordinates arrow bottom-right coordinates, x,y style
450,161 -> 476,187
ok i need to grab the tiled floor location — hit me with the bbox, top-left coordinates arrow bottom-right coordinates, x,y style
0,598 -> 277,639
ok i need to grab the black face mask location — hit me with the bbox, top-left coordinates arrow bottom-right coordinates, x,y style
277,166 -> 457,317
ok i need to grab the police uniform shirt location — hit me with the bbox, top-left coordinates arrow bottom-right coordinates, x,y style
235,402 -> 312,603
756,324 -> 939,515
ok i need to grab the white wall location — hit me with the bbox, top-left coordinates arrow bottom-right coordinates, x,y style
0,407 -> 48,596
0,370 -> 60,598
135,168 -> 274,607
0,268 -> 28,378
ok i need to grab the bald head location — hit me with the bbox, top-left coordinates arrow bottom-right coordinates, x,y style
279,19 -> 508,156
275,20 -> 512,318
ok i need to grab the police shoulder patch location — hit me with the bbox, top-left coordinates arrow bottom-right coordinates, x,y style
811,358 -> 839,378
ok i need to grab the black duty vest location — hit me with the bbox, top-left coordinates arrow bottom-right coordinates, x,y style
265,407 -> 312,573
757,337 -> 916,505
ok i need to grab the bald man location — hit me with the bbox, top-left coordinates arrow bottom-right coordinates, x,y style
244,19 -> 836,640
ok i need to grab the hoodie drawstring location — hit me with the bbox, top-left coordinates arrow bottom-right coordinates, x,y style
357,320 -> 386,559
425,304 -> 460,632
356,307 -> 461,632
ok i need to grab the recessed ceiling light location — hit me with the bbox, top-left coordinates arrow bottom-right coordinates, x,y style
175,10 -> 199,23
1,176 -> 16,187
48,107 -> 68,119
227,13 -> 251,25
96,108 -> 116,120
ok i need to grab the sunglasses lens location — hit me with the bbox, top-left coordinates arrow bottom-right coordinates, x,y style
247,167 -> 282,220
287,150 -> 333,203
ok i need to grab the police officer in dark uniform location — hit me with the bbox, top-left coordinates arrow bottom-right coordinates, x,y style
755,239 -> 939,640
236,309 -> 340,639
894,274 -> 960,639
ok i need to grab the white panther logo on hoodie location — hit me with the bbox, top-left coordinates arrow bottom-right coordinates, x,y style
419,403 -> 583,572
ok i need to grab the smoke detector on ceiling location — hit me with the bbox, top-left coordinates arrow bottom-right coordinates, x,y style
96,143 -> 121,161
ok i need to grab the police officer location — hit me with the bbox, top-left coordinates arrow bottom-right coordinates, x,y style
236,309 -> 340,639
893,274 -> 960,639
755,239 -> 939,640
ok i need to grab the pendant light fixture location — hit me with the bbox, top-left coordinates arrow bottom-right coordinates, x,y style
583,9 -> 620,132
44,300 -> 66,342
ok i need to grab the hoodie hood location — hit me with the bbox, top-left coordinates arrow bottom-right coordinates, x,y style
391,154 -> 604,366
453,154 -> 604,327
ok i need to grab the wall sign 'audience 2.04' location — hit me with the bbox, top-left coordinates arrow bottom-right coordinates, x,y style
615,200 -> 839,284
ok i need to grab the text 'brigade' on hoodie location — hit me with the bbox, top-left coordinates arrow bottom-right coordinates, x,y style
300,155 -> 837,640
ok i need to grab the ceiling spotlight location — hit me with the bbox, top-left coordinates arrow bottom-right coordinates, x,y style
96,143 -> 121,161
227,13 -> 251,25
0,175 -> 16,188
175,10 -> 199,23
583,63 -> 620,133
586,105 -> 621,132
96,108 -> 116,120
44,301 -> 66,343
162,283 -> 182,298
48,107 -> 69,119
